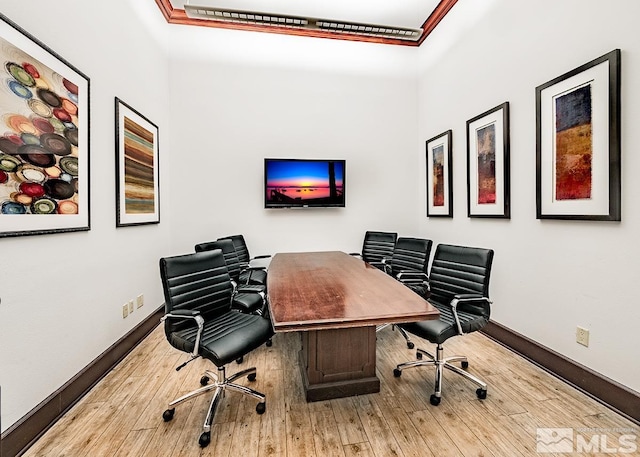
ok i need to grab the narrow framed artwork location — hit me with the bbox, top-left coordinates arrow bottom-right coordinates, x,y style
466,102 -> 510,218
426,129 -> 453,217
0,13 -> 90,237
115,98 -> 160,227
536,49 -> 621,221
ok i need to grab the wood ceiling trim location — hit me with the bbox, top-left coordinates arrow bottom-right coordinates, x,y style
154,0 -> 456,47
417,0 -> 458,46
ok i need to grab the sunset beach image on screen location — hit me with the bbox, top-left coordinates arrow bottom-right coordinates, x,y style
265,159 -> 345,207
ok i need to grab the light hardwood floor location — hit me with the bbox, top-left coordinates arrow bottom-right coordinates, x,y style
23,324 -> 638,457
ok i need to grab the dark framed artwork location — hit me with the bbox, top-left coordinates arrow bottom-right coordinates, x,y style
0,13 -> 90,237
426,129 -> 453,217
466,102 -> 510,218
536,49 -> 621,221
115,98 -> 160,227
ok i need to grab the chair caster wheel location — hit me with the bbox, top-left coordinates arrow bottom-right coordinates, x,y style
407,342 -> 415,349
393,368 -> 402,377
199,431 -> 211,447
162,408 -> 175,422
430,394 -> 441,406
416,352 -> 423,360
256,402 -> 266,414
266,339 -> 273,347
248,373 -> 256,382
476,388 -> 487,400
236,356 -> 243,364
461,361 -> 469,369
200,376 -> 209,386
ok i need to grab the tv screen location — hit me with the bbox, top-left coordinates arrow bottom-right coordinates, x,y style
264,158 -> 346,208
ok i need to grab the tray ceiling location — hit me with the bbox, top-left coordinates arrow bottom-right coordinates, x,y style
155,0 -> 458,46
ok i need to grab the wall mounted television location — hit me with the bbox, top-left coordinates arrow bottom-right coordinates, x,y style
264,158 -> 346,208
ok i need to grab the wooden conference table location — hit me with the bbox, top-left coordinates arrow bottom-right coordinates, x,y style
267,251 -> 439,401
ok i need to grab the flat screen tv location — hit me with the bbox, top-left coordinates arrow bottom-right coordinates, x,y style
264,158 -> 346,208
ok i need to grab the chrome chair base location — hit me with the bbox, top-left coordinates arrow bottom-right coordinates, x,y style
163,365 -> 266,447
393,344 -> 487,406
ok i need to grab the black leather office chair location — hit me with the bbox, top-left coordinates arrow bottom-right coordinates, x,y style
195,239 -> 266,315
393,244 -> 494,406
379,237 -> 433,349
351,230 -> 397,270
159,249 -> 274,447
218,234 -> 270,285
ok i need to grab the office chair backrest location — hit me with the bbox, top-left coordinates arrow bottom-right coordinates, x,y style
362,231 -> 397,264
218,234 -> 250,265
195,239 -> 242,282
389,237 -> 432,276
428,244 -> 494,306
159,250 -> 234,335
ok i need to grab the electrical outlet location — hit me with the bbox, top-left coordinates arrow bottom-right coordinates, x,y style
576,326 -> 589,347
128,300 -> 134,314
122,303 -> 129,318
136,294 -> 144,308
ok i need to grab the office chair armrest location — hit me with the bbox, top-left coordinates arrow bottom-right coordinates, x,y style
396,271 -> 429,284
162,310 -> 205,357
252,254 -> 271,260
450,294 -> 492,335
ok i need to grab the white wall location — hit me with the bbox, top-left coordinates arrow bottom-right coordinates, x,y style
164,26 -> 421,257
417,0 -> 640,392
0,1 -> 171,432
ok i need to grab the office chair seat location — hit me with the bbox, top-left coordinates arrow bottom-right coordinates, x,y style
168,310 -> 273,367
400,301 -> 488,345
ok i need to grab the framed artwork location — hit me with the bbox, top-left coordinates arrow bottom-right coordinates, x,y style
115,98 -> 160,227
426,129 -> 453,217
0,13 -> 90,237
536,49 -> 621,221
466,102 -> 510,218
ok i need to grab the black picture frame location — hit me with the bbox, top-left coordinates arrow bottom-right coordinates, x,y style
115,98 -> 160,227
0,13 -> 90,237
535,49 -> 621,221
426,130 -> 453,217
466,102 -> 510,218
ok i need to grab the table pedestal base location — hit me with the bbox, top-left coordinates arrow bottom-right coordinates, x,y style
299,326 -> 380,402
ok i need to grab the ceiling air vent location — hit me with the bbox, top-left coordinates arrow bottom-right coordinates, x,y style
183,5 -> 423,41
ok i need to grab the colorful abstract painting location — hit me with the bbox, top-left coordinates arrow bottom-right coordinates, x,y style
0,40 -> 80,215
554,84 -> 592,200
123,117 -> 155,214
115,98 -> 159,226
476,123 -> 496,204
432,144 -> 445,206
0,13 -> 89,237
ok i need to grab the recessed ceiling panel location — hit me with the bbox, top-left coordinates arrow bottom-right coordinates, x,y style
172,0 -> 440,29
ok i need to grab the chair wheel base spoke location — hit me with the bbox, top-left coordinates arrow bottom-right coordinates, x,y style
393,368 -> 402,377
248,373 -> 257,382
162,408 -> 175,422
430,394 -> 441,406
461,361 -> 469,369
199,431 -> 211,447
200,376 -> 209,386
476,388 -> 487,400
256,402 -> 266,414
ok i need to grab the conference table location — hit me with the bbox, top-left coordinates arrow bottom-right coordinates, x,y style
267,251 -> 439,401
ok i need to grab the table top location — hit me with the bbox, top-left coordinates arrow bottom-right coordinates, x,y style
267,251 -> 439,332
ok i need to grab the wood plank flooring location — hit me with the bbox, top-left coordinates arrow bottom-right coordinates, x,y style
23,324 -> 638,457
